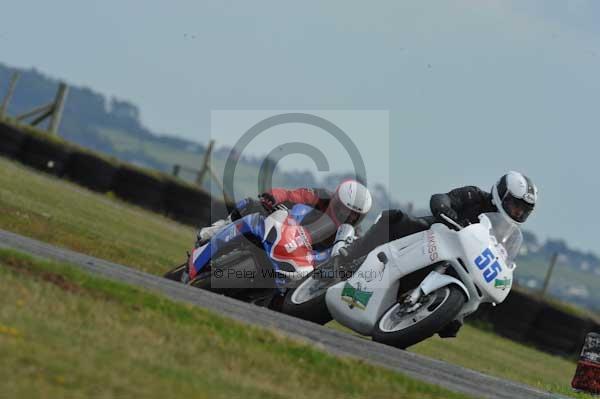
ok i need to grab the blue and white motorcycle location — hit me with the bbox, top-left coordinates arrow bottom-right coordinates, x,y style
164,202 -> 344,309
282,212 -> 522,348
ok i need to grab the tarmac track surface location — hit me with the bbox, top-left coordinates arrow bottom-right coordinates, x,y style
0,229 -> 567,399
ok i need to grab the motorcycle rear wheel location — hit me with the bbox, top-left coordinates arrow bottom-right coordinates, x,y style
372,285 -> 466,349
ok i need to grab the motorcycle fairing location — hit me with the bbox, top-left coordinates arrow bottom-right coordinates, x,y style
265,206 -> 329,282
326,230 -> 436,335
189,212 -> 266,279
189,204 -> 330,286
326,218 -> 516,336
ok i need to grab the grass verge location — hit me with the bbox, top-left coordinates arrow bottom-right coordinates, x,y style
0,156 -> 192,274
0,248 -> 470,399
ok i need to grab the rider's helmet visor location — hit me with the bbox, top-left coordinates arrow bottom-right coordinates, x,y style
333,204 -> 364,226
502,194 -> 534,223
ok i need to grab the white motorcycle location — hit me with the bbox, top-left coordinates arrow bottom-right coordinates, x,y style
281,212 -> 522,349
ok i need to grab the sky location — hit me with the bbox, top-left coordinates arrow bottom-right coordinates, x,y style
1,1 -> 600,252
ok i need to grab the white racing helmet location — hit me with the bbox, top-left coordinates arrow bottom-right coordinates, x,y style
491,171 -> 538,225
330,180 -> 373,225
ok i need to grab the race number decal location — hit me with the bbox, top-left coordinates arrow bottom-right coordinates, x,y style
474,248 -> 502,283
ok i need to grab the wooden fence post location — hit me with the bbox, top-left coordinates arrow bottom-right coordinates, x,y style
15,102 -> 54,122
0,72 -> 20,119
540,252 -> 558,299
196,139 -> 215,186
48,82 -> 68,135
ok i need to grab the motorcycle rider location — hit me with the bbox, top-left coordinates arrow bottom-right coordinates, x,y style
326,171 -> 538,336
197,179 -> 373,247
336,171 -> 537,260
187,179 -> 373,289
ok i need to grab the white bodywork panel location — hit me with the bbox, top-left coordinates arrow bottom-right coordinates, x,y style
326,216 -> 517,336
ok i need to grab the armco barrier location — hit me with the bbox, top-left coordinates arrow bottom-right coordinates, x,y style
0,122 -> 28,159
113,165 -> 167,212
65,149 -> 118,193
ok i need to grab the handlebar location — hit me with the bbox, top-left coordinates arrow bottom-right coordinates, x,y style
440,213 -> 463,231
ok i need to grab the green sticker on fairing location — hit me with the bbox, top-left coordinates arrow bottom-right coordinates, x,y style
341,282 -> 373,310
494,277 -> 512,290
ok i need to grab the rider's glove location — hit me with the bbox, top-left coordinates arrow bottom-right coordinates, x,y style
258,192 -> 277,211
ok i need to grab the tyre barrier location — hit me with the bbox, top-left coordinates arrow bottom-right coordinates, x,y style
527,305 -> 596,355
19,133 -> 72,177
485,290 -> 544,342
209,198 -> 233,222
65,150 -> 118,193
164,180 -> 213,226
0,122 -> 28,159
113,165 -> 166,212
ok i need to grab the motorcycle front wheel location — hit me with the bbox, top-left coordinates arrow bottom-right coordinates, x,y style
281,271 -> 336,325
372,285 -> 466,349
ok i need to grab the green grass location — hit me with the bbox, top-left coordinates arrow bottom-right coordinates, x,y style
0,156 -> 591,398
0,156 -> 193,274
328,321 -> 590,398
411,326 -> 587,398
0,249 -> 470,399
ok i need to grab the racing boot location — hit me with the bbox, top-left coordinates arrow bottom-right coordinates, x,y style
438,319 -> 463,338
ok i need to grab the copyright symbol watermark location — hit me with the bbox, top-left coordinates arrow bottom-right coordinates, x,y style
222,112 -> 368,206
208,110 -> 390,288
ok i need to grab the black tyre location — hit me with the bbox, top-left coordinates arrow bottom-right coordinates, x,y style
281,271 -> 334,325
189,270 -> 212,290
372,285 -> 466,349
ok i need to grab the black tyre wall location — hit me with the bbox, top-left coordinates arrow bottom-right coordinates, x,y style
164,181 -> 212,226
0,122 -> 28,159
113,166 -> 166,212
210,198 -> 232,223
65,150 -> 118,193
527,305 -> 595,355
19,134 -> 72,176
486,290 -> 544,341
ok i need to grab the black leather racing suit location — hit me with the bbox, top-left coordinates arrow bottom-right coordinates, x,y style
342,186 -> 497,260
